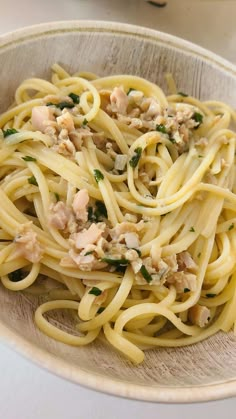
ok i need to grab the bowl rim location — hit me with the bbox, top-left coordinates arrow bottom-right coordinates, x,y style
0,19 -> 236,403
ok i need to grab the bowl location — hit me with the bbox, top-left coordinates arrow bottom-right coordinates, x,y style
0,20 -> 236,403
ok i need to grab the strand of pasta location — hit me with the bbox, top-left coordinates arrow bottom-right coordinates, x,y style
92,75 -> 168,108
103,322 -> 144,363
122,274 -> 236,353
19,143 -> 101,200
79,282 -> 117,321
78,267 -> 133,332
1,263 -> 40,291
35,300 -> 100,346
1,68 -> 236,364
84,137 -> 124,224
170,234 -> 215,313
41,255 -> 122,283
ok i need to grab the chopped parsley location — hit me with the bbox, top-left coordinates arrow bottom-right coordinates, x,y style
88,206 -> 94,222
102,257 -> 129,267
184,288 -> 190,293
28,176 -> 38,186
68,92 -> 80,104
22,156 -> 37,162
198,155 -> 203,158
3,128 -> 18,137
93,169 -> 104,183
9,269 -> 23,282
127,88 -> 135,95
82,118 -> 88,126
189,226 -> 195,232
88,202 -> 107,223
116,266 -> 127,274
54,192 -> 60,202
206,293 -> 216,298
46,101 -> 74,110
178,92 -> 188,97
94,201 -> 107,220
197,252 -> 201,258
192,112 -> 203,128
57,101 -> 74,110
147,1 -> 167,7
129,147 -> 142,168
140,265 -> 153,283
84,250 -> 94,256
228,223 -> 234,231
131,248 -> 142,257
89,287 -> 102,296
156,124 -> 168,134
169,137 -> 176,144
97,307 -> 105,314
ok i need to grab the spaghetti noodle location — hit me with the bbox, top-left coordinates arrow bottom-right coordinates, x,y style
0,64 -> 236,364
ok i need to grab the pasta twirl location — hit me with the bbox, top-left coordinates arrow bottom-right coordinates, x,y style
0,64 -> 236,364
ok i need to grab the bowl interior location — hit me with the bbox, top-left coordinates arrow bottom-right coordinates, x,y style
0,21 -> 236,402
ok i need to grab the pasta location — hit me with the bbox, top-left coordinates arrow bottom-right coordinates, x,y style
0,64 -> 236,364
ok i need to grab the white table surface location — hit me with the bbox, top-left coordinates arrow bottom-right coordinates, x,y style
0,0 -> 236,417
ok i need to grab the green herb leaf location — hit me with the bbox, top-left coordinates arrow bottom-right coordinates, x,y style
102,257 -> 129,273
115,265 -> 127,274
102,257 -> 129,267
82,118 -> 88,126
94,201 -> 107,220
129,147 -> 142,168
131,248 -> 141,257
198,155 -> 203,158
192,112 -> 203,128
57,101 -> 74,110
88,206 -> 94,221
9,269 -> 23,282
197,252 -> 201,258
89,287 -> 102,296
206,293 -> 216,298
28,176 -> 38,186
54,192 -> 60,202
169,137 -> 176,144
178,91 -> 188,97
189,226 -> 195,232
3,128 -> 18,137
228,223 -> 234,231
97,307 -> 105,314
147,1 -> 167,7
127,88 -> 135,95
93,169 -> 104,183
68,92 -> 80,104
156,124 -> 168,134
46,101 -> 74,110
131,248 -> 142,257
22,156 -> 37,162
140,265 -> 153,283
88,203 -> 107,223
184,288 -> 190,293
84,251 -> 94,256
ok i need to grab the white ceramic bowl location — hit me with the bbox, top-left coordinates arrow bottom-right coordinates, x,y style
1,21 -> 236,403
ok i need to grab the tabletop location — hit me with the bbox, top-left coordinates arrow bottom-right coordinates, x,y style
0,1 -> 236,418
